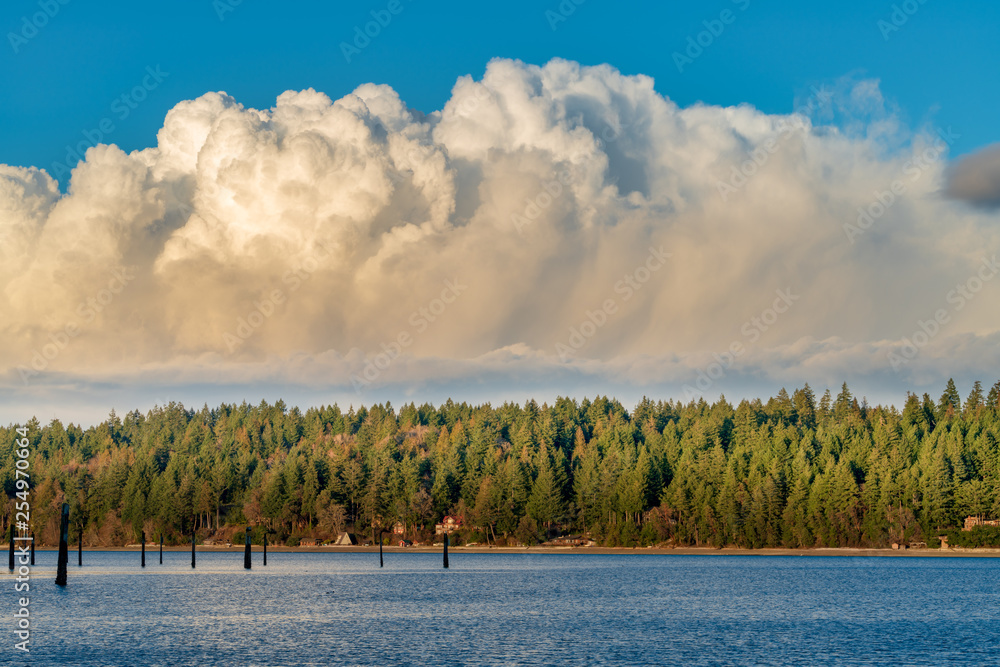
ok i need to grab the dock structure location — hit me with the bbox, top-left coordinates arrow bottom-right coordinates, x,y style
55,504 -> 69,586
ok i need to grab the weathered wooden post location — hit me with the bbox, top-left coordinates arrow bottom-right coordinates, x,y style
30,533 -> 35,566
263,533 -> 267,567
55,504 -> 69,586
141,531 -> 146,568
78,529 -> 82,567
7,524 -> 13,572
244,527 -> 252,570
379,531 -> 384,568
443,533 -> 449,569
159,534 -> 163,565
191,531 -> 195,569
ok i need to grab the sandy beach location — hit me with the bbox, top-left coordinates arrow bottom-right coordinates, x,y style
40,545 -> 1000,557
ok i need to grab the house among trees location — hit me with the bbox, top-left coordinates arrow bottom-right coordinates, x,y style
392,522 -> 406,535
300,538 -> 317,547
435,515 -> 463,535
333,532 -> 357,545
548,535 -> 595,547
963,516 -> 1000,531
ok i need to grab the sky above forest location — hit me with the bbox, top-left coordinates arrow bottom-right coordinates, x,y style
2,0 -> 999,425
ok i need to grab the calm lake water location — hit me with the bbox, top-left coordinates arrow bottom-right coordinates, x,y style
8,551 -> 1000,666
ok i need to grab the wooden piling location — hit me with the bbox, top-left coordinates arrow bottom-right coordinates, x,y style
443,533 -> 449,569
159,534 -> 163,565
379,531 -> 384,568
78,529 -> 82,567
263,533 -> 267,567
141,531 -> 146,568
191,531 -> 195,569
55,504 -> 69,586
30,533 -> 35,566
7,524 -> 13,572
244,527 -> 251,570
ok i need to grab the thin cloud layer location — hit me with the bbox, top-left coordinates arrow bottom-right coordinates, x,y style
1,58 -> 997,410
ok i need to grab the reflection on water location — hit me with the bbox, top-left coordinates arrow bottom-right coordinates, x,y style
13,551 -> 1000,666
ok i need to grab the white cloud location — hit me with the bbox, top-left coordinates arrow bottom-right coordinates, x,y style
1,57 -> 998,417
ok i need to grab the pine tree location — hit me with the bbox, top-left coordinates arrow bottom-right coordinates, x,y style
526,445 -> 566,533
793,384 -> 817,431
938,378 -> 962,420
834,383 -> 853,419
987,381 -> 1000,412
964,381 -> 985,418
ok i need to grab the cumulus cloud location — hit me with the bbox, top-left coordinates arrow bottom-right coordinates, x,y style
946,142 -> 1000,209
1,58 -> 998,412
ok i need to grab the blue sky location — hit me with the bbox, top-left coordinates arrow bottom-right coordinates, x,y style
3,1 -> 1000,424
2,0 -> 998,182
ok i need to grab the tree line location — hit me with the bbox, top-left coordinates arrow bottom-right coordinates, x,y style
3,379 -> 1000,549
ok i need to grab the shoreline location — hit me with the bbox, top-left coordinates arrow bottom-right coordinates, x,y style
27,545 -> 1000,557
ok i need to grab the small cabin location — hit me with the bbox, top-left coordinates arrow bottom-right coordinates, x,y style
963,516 -> 1000,531
434,515 -> 463,535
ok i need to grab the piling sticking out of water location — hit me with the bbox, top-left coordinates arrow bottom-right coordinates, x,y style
379,531 -> 384,568
244,527 -> 251,570
444,533 -> 449,569
141,531 -> 146,568
159,534 -> 163,565
78,530 -> 82,567
55,504 -> 69,586
191,532 -> 196,569
263,534 -> 267,567
30,533 -> 35,566
7,524 -> 13,572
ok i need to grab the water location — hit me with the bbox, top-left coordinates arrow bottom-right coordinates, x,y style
8,551 -> 1000,666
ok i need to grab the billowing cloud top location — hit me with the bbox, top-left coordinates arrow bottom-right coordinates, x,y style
2,58 -> 998,412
